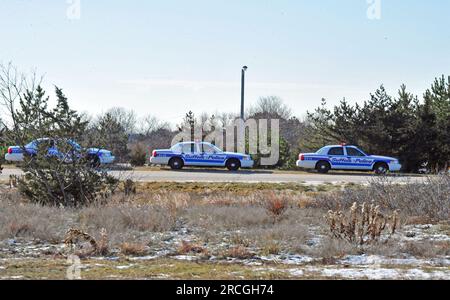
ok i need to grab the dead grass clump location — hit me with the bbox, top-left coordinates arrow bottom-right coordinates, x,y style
325,202 -> 399,245
177,241 -> 207,255
227,246 -> 254,259
0,199 -> 71,243
317,238 -> 360,259
230,235 -> 251,248
8,222 -> 31,236
96,228 -> 109,256
123,179 -> 137,196
296,196 -> 315,209
120,242 -> 147,256
244,219 -> 310,251
261,241 -> 281,256
185,205 -> 271,230
78,203 -> 179,245
401,241 -> 450,258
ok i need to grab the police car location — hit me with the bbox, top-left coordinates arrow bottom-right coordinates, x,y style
296,144 -> 402,174
150,142 -> 254,171
5,138 -> 115,166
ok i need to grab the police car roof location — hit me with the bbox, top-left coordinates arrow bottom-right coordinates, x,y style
322,145 -> 357,148
177,141 -> 211,145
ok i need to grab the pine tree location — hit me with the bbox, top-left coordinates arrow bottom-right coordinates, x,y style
48,87 -> 88,140
13,85 -> 51,144
88,112 -> 129,162
302,99 -> 339,152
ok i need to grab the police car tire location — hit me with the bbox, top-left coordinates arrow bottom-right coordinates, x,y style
374,162 -> 389,175
169,157 -> 184,170
89,155 -> 101,168
316,161 -> 331,174
226,159 -> 241,171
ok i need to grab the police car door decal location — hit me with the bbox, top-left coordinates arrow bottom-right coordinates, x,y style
328,147 -> 351,169
200,144 -> 226,166
347,147 -> 374,170
181,143 -> 200,165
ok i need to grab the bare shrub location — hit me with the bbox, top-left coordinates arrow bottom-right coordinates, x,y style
264,192 -> 288,222
325,202 -> 399,245
129,142 -> 147,167
315,176 -> 450,222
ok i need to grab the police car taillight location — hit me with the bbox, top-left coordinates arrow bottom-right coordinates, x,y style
299,154 -> 305,161
7,147 -> 12,154
152,150 -> 158,157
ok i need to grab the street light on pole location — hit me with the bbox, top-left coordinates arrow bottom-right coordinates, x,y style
240,66 -> 248,120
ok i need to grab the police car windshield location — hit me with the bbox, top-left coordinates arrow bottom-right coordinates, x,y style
67,140 -> 82,151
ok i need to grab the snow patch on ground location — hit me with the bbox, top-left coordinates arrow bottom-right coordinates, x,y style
340,255 -> 450,267
116,265 -> 135,270
173,255 -> 199,261
287,266 -> 450,280
258,255 -> 315,265
321,267 -> 400,279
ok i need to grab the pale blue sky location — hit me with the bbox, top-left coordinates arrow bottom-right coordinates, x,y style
1,0 -> 449,124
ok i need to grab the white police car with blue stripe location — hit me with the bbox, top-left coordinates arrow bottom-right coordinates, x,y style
297,144 -> 402,174
150,142 -> 254,171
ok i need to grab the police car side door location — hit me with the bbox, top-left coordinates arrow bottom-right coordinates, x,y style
327,146 -> 351,170
180,143 -> 201,166
200,144 -> 227,167
346,147 -> 374,170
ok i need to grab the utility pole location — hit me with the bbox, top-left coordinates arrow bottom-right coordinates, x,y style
240,66 -> 248,119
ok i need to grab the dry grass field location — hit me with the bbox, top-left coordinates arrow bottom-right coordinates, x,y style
0,177 -> 448,280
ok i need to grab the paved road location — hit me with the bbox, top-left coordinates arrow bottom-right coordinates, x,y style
1,167 -> 426,185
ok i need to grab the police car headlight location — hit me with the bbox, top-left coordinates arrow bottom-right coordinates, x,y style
243,155 -> 252,161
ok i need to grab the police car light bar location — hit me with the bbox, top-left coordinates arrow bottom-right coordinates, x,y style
341,143 -> 347,146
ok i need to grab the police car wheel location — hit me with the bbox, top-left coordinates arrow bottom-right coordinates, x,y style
226,159 -> 241,171
169,157 -> 184,170
88,156 -> 100,168
316,161 -> 330,174
374,163 -> 388,175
